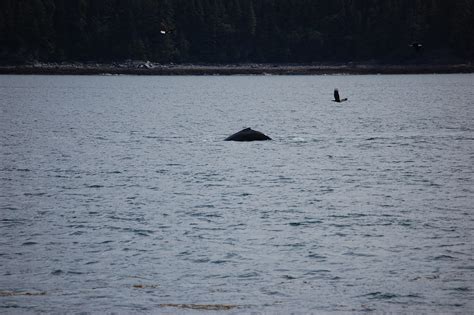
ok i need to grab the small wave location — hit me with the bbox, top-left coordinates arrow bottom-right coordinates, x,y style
328,213 -> 367,218
1,218 -> 23,223
360,292 -> 398,300
275,242 -> 305,248
450,286 -> 470,292
15,168 -> 31,172
108,215 -> 143,222
69,231 -> 84,236
132,284 -> 159,289
194,204 -> 215,209
289,220 -> 323,226
143,135 -> 163,139
457,265 -> 474,270
308,253 -> 326,260
304,269 -> 330,275
239,192 -> 252,196
343,251 -> 376,257
238,272 -> 259,279
159,304 -> 237,311
330,223 -> 352,228
261,289 -> 288,297
21,241 -> 37,246
362,233 -> 384,237
433,255 -> 457,261
411,274 -> 440,281
86,184 -> 104,188
210,260 -> 227,264
224,252 -> 239,259
165,163 -> 183,167
398,220 -> 414,227
51,269 -> 63,275
359,291 -> 422,301
132,229 -> 154,236
23,192 -> 46,196
291,137 -> 307,142
66,270 -> 85,275
0,290 -> 46,297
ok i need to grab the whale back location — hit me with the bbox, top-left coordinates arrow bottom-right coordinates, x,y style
225,128 -> 272,141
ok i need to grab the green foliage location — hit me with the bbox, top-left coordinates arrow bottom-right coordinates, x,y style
0,0 -> 472,63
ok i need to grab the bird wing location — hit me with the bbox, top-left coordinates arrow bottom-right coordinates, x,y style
334,89 -> 340,102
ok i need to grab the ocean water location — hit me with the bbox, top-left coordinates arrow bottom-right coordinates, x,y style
0,74 -> 473,313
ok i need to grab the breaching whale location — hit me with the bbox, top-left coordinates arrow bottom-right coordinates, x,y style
225,128 -> 272,141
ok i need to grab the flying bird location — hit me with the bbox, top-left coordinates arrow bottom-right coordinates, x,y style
333,89 -> 347,103
160,22 -> 175,35
410,42 -> 423,52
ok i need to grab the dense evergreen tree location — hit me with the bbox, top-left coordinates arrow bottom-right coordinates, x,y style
0,0 -> 472,64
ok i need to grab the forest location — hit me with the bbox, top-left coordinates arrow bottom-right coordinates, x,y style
1,0 -> 473,64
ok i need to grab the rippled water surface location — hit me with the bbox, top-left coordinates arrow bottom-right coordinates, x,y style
1,74 -> 473,313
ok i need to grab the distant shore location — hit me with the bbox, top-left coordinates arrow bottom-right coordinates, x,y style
1,62 -> 473,75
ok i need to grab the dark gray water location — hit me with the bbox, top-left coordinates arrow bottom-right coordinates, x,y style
1,74 -> 473,313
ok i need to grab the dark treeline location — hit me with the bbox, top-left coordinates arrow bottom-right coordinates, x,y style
1,0 -> 473,64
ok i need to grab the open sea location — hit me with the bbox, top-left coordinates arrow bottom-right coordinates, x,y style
1,74 -> 473,313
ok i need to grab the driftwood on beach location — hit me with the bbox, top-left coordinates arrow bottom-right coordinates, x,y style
1,62 -> 473,75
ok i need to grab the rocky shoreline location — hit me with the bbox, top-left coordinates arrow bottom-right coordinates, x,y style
1,62 -> 473,75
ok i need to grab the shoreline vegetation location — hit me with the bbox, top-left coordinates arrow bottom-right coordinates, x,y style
1,62 -> 473,75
